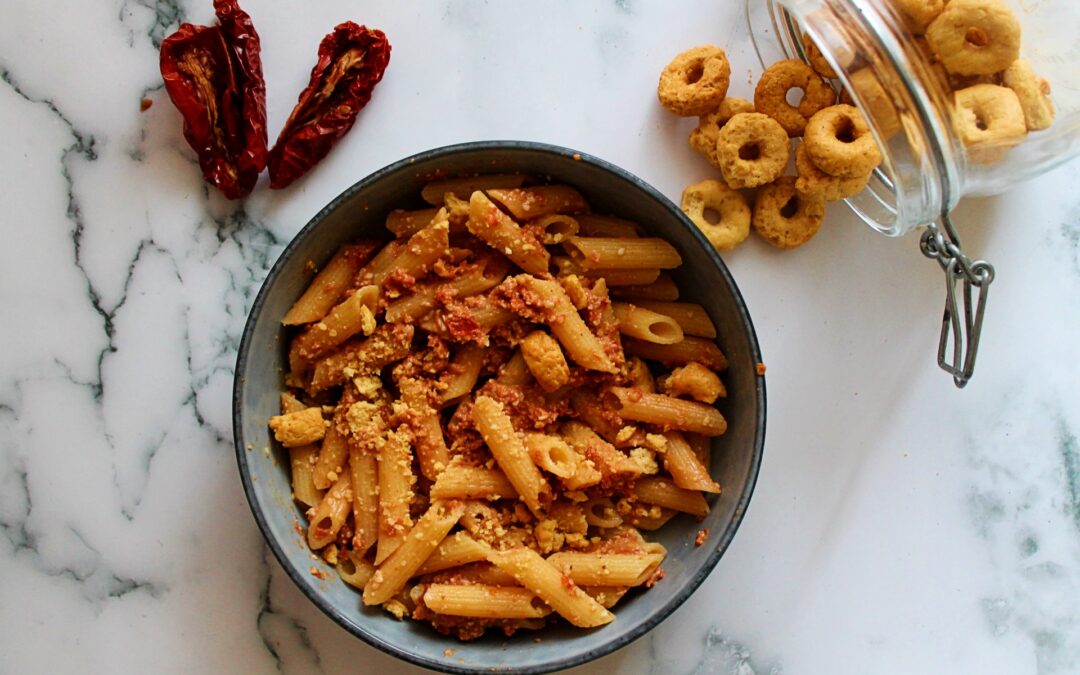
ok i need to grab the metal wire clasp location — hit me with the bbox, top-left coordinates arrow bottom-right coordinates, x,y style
919,213 -> 995,388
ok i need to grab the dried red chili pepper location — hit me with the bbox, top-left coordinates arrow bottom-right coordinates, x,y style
160,0 -> 268,199
268,23 -> 391,189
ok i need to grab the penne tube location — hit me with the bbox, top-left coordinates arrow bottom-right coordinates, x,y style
397,378 -> 450,481
313,422 -> 349,490
385,257 -> 509,324
529,213 -> 580,244
501,275 -> 618,374
429,463 -> 519,501
583,586 -> 630,609
623,336 -> 728,371
363,500 -> 466,606
609,386 -> 728,436
563,237 -> 682,270
486,185 -> 589,220
625,356 -> 656,393
611,303 -> 685,345
583,496 -> 623,528
282,242 -> 379,325
337,549 -> 376,590
288,290 -> 377,374
355,240 -> 404,287
611,273 -> 680,302
568,390 -> 646,449
349,444 -> 380,555
662,432 -> 721,493
385,207 -> 440,238
495,350 -> 533,386
632,477 -> 710,517
688,433 -> 712,474
575,214 -> 640,238
547,551 -> 665,587
472,396 -> 550,514
413,532 -> 491,576
364,220 -> 450,289
307,471 -> 353,550
551,256 -> 662,286
632,301 -> 717,339
444,562 -> 520,586
420,174 -> 526,205
423,584 -> 551,619
418,303 -> 518,341
289,445 -> 322,508
523,433 -> 579,479
627,507 -> 679,531
310,323 -> 415,392
439,344 -> 487,407
486,547 -> 614,628
519,331 -> 570,392
375,429 -> 416,565
467,191 -> 549,276
561,421 -> 642,482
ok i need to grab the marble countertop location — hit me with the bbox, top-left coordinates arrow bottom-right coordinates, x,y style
2,1 -> 1078,673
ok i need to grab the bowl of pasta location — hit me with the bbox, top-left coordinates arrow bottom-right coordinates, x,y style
233,140 -> 765,673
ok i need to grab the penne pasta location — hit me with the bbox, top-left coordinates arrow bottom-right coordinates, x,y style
423,584 -> 551,619
688,433 -> 712,474
486,185 -> 588,220
310,323 -> 415,392
472,396 -> 550,514
523,433 -> 579,479
439,344 -> 487,407
529,213 -> 580,244
500,275 -> 618,374
385,256 -> 509,324
563,237 -> 682,270
486,547 -> 614,628
662,432 -> 721,493
397,378 -> 450,481
551,256 -> 662,286
337,549 -> 376,590
583,586 -> 630,609
364,220 -> 450,289
610,273 -> 680,302
495,349 -> 533,386
421,174 -> 526,205
561,421 -> 642,482
349,443 -> 380,555
313,422 -> 349,490
280,393 -> 322,507
385,207 -> 440,238
627,507 -> 679,531
625,356 -> 656,393
429,463 -> 519,501
611,303 -> 685,345
583,496 -> 623,528
547,551 -> 665,587
623,336 -> 728,371
467,191 -> 550,275
307,472 -> 353,549
609,386 -> 728,436
282,242 -> 379,325
375,429 -> 416,565
288,290 -> 377,374
363,500 -> 466,606
632,301 -> 717,339
633,477 -> 710,517
575,214 -> 641,238
413,532 -> 491,576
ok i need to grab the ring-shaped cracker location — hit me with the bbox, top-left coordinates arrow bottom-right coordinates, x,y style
689,98 -> 755,168
680,179 -> 751,251
803,104 -> 882,178
715,112 -> 790,190
794,143 -> 871,202
752,177 -> 826,249
1003,60 -> 1054,131
753,59 -> 836,136
953,83 -> 1027,164
658,46 -> 732,117
925,0 -> 1020,76
892,0 -> 944,33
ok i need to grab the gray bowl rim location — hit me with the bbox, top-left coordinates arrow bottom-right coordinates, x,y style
233,140 -> 766,675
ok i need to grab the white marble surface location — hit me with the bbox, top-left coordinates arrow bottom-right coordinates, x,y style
1,1 -> 1078,673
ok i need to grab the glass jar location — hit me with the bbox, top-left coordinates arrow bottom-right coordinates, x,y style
746,0 -> 1080,384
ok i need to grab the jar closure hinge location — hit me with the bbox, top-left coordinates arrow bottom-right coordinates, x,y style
919,214 -> 995,388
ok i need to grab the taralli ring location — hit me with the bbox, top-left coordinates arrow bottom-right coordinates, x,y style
953,83 -> 1027,164
794,143 -> 871,202
803,104 -> 882,178
926,0 -> 1020,76
752,176 -> 826,249
658,45 -> 732,117
753,59 -> 836,136
680,179 -> 751,251
1003,60 -> 1055,131
892,0 -> 944,33
689,97 -> 755,169
715,112 -> 790,189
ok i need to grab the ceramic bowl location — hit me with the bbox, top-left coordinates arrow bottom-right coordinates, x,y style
233,141 -> 765,674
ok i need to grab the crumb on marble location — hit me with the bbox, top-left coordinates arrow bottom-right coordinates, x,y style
140,98 -> 153,111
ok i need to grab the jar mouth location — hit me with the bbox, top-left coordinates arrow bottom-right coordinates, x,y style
746,0 -> 956,236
